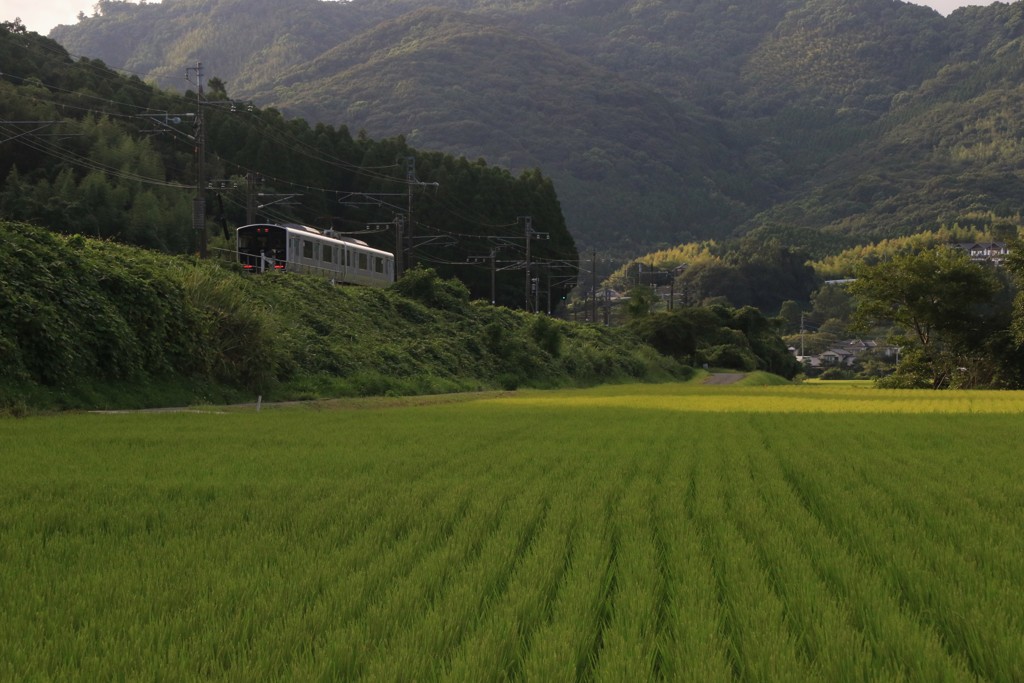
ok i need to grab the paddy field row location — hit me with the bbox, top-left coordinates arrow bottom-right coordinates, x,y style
1,382 -> 1022,680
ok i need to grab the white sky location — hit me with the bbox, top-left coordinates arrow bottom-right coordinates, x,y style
2,1 -> 1007,38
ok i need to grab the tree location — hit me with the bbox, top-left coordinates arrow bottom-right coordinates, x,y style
809,283 -> 854,325
628,312 -> 696,360
849,247 -> 1000,389
625,286 -> 657,319
778,299 -> 803,333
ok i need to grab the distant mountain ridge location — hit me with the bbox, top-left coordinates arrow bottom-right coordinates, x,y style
51,0 -> 1024,253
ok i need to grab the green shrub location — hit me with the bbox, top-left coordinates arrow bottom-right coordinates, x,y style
701,344 -> 758,371
628,312 -> 696,359
391,266 -> 470,311
530,315 -> 562,357
819,367 -> 856,380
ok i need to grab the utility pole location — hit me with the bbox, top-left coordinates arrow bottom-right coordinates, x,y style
524,215 -> 533,311
591,250 -> 597,324
468,248 -> 499,305
405,157 -> 415,270
186,61 -> 206,258
533,269 -> 540,314
246,172 -> 257,225
394,214 -> 405,278
490,248 -> 497,305
800,311 -> 805,357
546,266 -> 552,315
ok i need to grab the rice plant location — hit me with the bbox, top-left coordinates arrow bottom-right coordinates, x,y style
1,383 -> 1023,679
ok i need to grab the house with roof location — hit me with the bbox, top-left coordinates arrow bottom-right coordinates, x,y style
793,338 -> 899,373
953,242 -> 1010,266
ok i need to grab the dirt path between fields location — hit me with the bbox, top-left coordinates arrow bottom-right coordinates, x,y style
88,391 -> 515,415
703,373 -> 747,385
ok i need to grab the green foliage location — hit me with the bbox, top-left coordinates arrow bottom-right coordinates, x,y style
624,286 -> 657,319
529,315 -> 561,358
851,246 -> 1008,389
176,265 -> 278,390
391,266 -> 470,312
628,313 -> 696,361
674,244 -> 820,312
809,227 -> 992,279
0,221 -> 687,410
810,284 -> 855,326
700,344 -> 758,372
0,222 -> 289,402
628,304 -> 800,379
818,366 -> 857,381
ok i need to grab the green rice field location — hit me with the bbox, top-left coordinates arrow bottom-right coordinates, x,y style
1,381 -> 1023,681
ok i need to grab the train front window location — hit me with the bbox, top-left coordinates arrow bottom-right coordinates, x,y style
240,234 -> 270,251
238,227 -> 285,255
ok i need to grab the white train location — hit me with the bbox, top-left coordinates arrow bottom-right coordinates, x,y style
236,223 -> 394,287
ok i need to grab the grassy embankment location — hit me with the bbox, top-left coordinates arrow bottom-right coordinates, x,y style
0,220 -> 688,412
1,382 -> 1022,680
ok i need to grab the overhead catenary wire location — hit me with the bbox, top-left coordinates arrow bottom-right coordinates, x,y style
5,39 -> 579,281
5,43 -> 489,210
0,121 -> 193,189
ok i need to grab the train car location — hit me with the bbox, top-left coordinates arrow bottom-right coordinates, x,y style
236,223 -> 394,287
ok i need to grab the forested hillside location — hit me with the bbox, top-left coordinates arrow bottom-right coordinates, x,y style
46,0 -> 1024,254
0,24 -> 576,307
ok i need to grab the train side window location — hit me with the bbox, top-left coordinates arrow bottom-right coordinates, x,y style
322,244 -> 333,264
375,256 -> 384,274
303,240 -> 314,259
359,253 -> 368,270
346,249 -> 351,267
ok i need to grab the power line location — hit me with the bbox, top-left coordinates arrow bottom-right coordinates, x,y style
5,41 -> 578,274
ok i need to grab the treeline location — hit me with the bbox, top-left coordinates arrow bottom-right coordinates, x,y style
608,236 -> 820,315
0,23 -> 576,307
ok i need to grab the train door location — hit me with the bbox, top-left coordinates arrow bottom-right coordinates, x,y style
321,242 -> 337,277
299,238 -> 317,274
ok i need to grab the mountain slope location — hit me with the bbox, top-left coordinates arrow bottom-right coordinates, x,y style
45,0 -> 1024,253
746,2 -> 1024,247
257,7 -> 752,249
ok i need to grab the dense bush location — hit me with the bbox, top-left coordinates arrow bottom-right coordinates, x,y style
629,304 -> 801,378
391,266 -> 471,312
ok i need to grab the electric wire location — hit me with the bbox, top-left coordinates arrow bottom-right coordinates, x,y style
0,122 -> 193,188
4,37 -> 579,271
